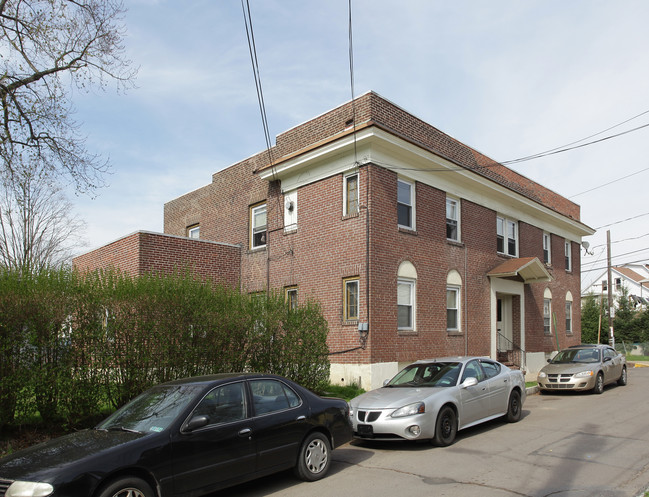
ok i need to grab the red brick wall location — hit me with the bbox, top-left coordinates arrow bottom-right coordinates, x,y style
74,232 -> 241,287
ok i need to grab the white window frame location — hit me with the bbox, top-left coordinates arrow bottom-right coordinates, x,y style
543,298 -> 552,335
446,196 -> 460,242
285,287 -> 298,311
497,216 -> 518,256
284,191 -> 297,232
397,178 -> 415,230
565,241 -> 572,271
343,277 -> 359,321
397,278 -> 416,330
343,173 -> 359,216
446,286 -> 460,331
565,300 -> 572,334
543,232 -> 551,264
187,225 -> 200,239
250,203 -> 267,249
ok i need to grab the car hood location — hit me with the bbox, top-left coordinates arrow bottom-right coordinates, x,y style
0,429 -> 151,482
351,387 -> 445,409
540,363 -> 598,375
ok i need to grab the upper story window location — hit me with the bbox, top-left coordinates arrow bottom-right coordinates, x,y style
602,280 -> 608,291
543,232 -> 551,264
344,173 -> 359,216
187,225 -> 200,239
397,179 -> 414,230
250,203 -> 267,249
446,270 -> 462,332
497,216 -> 517,256
446,197 -> 460,241
564,241 -> 572,271
343,277 -> 359,321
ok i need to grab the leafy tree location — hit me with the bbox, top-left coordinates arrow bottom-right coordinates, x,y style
0,0 -> 136,193
581,294 -> 603,344
613,287 -> 640,343
0,168 -> 85,271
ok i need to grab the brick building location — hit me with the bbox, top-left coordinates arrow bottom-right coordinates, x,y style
75,92 -> 594,388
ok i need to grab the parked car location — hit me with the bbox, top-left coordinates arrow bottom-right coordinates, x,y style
349,357 -> 526,446
0,373 -> 352,497
537,344 -> 627,394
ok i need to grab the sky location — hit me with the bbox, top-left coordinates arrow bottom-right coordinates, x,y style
71,0 -> 649,291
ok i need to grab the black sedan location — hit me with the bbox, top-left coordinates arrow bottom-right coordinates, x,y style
0,373 -> 352,497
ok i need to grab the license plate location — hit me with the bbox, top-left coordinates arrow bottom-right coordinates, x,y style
357,424 -> 373,436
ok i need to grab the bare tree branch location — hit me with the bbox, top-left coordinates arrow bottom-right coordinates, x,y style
0,0 -> 136,193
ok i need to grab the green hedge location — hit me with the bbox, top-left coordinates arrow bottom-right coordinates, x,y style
0,268 -> 330,429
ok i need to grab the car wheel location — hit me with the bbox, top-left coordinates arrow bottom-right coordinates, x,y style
505,390 -> 522,423
617,366 -> 628,386
592,373 -> 604,394
294,432 -> 331,482
97,476 -> 154,497
432,405 -> 457,447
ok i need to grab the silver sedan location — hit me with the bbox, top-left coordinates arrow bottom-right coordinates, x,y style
349,357 -> 526,446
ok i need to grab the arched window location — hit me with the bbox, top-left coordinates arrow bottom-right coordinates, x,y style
447,270 -> 462,331
565,291 -> 573,334
543,288 -> 552,335
397,261 -> 417,330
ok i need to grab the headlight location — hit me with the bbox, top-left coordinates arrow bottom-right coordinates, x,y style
6,481 -> 54,497
391,402 -> 425,418
538,372 -> 547,379
575,370 -> 594,378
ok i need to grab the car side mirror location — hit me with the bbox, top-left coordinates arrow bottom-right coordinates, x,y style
185,415 -> 209,432
461,377 -> 478,389
383,379 -> 390,386
547,358 -> 552,363
603,356 -> 612,363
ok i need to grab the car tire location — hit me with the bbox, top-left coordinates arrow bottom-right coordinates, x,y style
97,476 -> 154,497
294,432 -> 331,482
505,390 -> 522,423
617,366 -> 628,386
592,373 -> 604,394
432,405 -> 457,447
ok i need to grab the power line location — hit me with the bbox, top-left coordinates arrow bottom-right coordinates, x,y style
501,109 -> 649,166
569,166 -> 649,199
585,231 -> 649,251
595,211 -> 649,230
241,0 -> 274,171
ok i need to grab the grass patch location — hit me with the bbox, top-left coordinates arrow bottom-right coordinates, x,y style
627,355 -> 649,361
319,383 -> 365,401
525,381 -> 538,388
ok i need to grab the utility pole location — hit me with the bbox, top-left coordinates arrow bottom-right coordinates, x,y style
607,230 -> 615,347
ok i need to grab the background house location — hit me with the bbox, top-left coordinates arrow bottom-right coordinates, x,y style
582,263 -> 649,308
75,92 -> 595,388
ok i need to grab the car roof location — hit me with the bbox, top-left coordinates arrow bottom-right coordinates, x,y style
410,356 -> 489,365
160,373 -> 280,387
567,344 -> 608,349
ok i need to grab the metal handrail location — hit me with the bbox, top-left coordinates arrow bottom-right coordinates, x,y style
497,332 -> 526,371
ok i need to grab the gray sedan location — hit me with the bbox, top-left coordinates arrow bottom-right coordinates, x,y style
349,357 -> 526,446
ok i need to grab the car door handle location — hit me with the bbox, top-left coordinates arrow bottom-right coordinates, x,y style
238,428 -> 252,437
296,415 -> 306,421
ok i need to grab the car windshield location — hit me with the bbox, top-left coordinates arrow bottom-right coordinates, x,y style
387,362 -> 462,387
97,384 -> 201,434
551,348 -> 600,364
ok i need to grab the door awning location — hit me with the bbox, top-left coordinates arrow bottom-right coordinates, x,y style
487,257 -> 552,283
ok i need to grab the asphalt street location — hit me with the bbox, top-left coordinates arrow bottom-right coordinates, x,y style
213,367 -> 649,497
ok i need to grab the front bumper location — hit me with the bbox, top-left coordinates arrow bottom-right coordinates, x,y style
537,372 -> 597,391
351,408 -> 433,441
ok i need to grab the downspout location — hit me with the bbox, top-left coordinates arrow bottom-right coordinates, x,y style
464,245 -> 468,356
365,163 -> 371,350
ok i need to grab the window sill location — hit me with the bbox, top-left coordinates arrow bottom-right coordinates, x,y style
283,226 -> 297,235
248,246 -> 267,254
397,329 -> 418,336
446,239 -> 464,248
398,227 -> 418,236
342,212 -> 360,221
342,319 -> 359,326
447,330 -> 463,336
